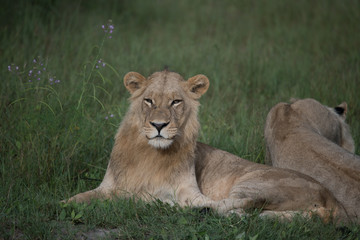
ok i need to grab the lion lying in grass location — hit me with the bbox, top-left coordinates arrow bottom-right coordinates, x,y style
265,98 -> 360,222
66,71 -> 346,222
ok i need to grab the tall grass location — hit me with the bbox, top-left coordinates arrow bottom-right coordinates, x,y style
1,0 -> 359,239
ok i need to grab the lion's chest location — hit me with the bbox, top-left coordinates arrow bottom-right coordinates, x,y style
115,156 -> 181,202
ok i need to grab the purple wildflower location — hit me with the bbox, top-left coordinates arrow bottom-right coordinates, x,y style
101,20 -> 114,39
9,56 -> 60,87
96,59 -> 106,69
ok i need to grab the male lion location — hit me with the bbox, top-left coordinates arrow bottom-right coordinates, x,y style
67,71 -> 346,221
265,98 -> 360,222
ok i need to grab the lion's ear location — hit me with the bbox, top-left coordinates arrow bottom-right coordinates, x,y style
186,74 -> 209,99
334,102 -> 348,119
124,72 -> 146,94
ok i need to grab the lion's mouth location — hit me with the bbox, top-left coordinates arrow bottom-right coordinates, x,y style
147,135 -> 174,149
147,135 -> 164,140
147,134 -> 174,140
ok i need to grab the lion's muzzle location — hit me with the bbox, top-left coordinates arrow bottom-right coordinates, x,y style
150,121 -> 170,133
145,120 -> 176,149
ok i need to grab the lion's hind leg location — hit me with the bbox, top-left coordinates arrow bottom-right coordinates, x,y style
259,207 -> 335,223
259,210 -> 306,221
225,209 -> 308,220
213,197 -> 263,214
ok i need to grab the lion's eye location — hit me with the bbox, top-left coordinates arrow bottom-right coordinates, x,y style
171,99 -> 182,106
144,98 -> 153,106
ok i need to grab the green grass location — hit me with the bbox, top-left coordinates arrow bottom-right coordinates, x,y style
1,0 -> 360,239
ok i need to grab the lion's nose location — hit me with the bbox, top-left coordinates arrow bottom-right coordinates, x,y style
150,121 -> 169,133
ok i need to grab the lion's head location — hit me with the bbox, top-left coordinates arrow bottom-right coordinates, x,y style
290,98 -> 355,153
122,70 -> 209,149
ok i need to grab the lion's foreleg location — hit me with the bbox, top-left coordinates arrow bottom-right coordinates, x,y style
64,167 -> 116,204
64,187 -> 112,204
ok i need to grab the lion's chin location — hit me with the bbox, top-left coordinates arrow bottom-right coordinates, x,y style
148,137 -> 173,149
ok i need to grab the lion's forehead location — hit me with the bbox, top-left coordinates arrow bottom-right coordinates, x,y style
145,73 -> 187,100
148,71 -> 184,81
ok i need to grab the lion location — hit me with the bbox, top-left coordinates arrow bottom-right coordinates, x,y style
66,71 -> 346,222
265,98 -> 360,222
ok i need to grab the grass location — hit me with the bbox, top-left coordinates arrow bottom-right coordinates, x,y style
1,0 -> 360,239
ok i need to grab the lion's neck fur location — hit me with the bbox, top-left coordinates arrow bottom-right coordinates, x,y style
108,110 -> 199,194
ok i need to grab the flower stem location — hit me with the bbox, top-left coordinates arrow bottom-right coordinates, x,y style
76,33 -> 106,110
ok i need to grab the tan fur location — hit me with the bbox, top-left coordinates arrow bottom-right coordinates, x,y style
265,98 -> 360,223
66,72 -> 346,222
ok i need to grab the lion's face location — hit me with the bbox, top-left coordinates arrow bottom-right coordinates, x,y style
141,73 -> 187,149
123,71 -> 209,149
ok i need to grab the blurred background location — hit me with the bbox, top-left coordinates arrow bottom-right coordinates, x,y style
1,0 -> 359,238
